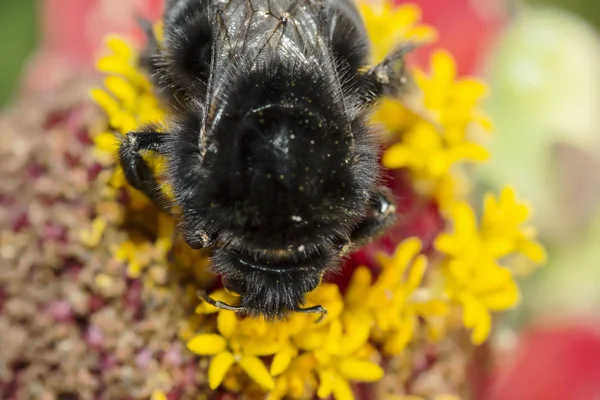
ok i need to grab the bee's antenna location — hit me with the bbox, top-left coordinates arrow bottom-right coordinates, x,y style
197,290 -> 246,313
295,305 -> 328,323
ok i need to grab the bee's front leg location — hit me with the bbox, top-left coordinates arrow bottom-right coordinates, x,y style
118,131 -> 171,211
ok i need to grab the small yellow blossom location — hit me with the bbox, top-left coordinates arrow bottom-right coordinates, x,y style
189,292 -> 280,390
413,50 -> 492,131
435,188 -> 546,344
268,354 -> 319,400
380,50 -> 491,182
436,187 -> 546,267
480,187 -> 547,264
382,120 -> 489,179
91,36 -> 167,193
360,1 -> 437,63
313,321 -> 383,400
113,237 -> 169,278
345,238 -> 449,355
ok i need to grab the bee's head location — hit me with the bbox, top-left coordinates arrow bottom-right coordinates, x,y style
209,243 -> 333,319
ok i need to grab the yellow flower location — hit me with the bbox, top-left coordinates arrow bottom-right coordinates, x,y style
113,240 -> 154,278
289,284 -> 345,352
480,187 -> 547,264
92,36 -> 166,134
445,259 -> 520,344
436,187 -> 546,266
268,354 -> 319,400
359,1 -> 437,63
413,50 -> 492,132
373,47 -> 492,211
380,50 -> 491,182
345,238 -> 449,355
190,290 -> 291,390
313,321 -> 384,400
382,120 -> 489,179
91,36 -> 167,191
435,188 -> 546,344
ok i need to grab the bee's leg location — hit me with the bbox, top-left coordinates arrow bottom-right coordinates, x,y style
357,43 -> 415,105
347,187 -> 397,249
118,131 -> 171,211
295,305 -> 328,323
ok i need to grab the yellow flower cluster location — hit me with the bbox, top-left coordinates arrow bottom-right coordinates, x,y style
378,49 -> 491,199
435,188 -> 546,344
89,1 -> 546,399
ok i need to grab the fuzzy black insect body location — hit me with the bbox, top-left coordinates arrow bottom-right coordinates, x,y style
120,0 -> 411,320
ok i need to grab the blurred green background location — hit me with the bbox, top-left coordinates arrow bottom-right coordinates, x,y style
0,1 -> 36,106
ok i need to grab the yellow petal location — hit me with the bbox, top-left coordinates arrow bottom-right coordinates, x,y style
414,299 -> 450,317
239,355 -> 274,390
452,78 -> 488,103
293,327 -> 329,351
393,4 -> 421,26
323,319 -> 344,355
382,144 -> 412,169
90,88 -> 120,118
406,255 -> 428,291
461,296 -> 491,345
406,25 -> 438,43
217,310 -> 238,338
431,50 -> 457,85
383,315 -> 417,355
187,334 -> 227,355
332,373 -> 355,400
345,266 -> 372,306
240,338 -> 280,356
338,358 -> 384,382
208,351 -> 235,390
434,233 -> 460,255
317,369 -> 335,399
480,279 -> 521,311
450,143 -> 489,163
338,322 -> 371,356
452,202 -> 478,237
517,238 -> 547,264
105,75 -> 137,109
270,345 -> 297,376
105,35 -> 133,59
93,131 -> 119,153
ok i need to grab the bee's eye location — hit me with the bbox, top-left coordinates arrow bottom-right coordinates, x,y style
222,277 -> 246,296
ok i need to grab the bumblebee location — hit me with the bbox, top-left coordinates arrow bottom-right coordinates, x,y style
119,0 -> 411,319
